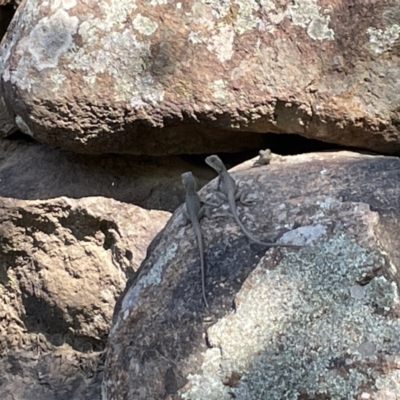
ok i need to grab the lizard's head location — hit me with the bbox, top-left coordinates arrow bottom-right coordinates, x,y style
205,154 -> 224,173
181,171 -> 196,190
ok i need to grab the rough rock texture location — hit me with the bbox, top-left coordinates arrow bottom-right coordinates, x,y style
103,151 -> 400,399
0,196 -> 170,399
1,1 -> 400,155
0,138 -> 215,212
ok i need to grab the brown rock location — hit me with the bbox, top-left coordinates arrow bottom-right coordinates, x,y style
0,196 -> 170,399
1,2 -> 400,155
103,151 -> 400,399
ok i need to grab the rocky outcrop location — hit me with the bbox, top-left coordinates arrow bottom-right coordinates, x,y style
103,151 -> 400,399
0,196 -> 170,399
1,1 -> 400,155
0,138 -> 215,212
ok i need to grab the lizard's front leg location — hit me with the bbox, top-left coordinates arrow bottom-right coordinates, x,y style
197,206 -> 205,220
181,208 -> 189,226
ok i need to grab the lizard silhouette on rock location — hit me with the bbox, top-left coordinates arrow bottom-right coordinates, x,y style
181,171 -> 209,308
205,154 -> 300,248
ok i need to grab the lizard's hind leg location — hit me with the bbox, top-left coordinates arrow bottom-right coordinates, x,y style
236,189 -> 258,207
203,191 -> 226,209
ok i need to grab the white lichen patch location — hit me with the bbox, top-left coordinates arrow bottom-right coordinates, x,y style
211,79 -> 235,104
189,0 -> 285,60
367,25 -> 400,54
147,0 -> 169,5
110,242 -> 178,336
189,2 -> 216,32
188,31 -> 204,45
28,9 -> 79,70
132,14 -> 159,36
366,276 -> 399,311
206,25 -> 234,62
49,69 -> 67,91
64,0 -> 164,107
138,242 -> 178,288
101,0 -> 137,31
4,1 -> 77,90
286,0 -> 334,40
279,223 -> 326,245
83,75 -> 96,85
182,234 -> 400,399
209,0 -> 231,19
307,14 -> 334,40
5,5 -> 79,91
259,0 -> 280,14
233,0 -> 259,34
51,0 -> 77,12
182,348 -> 227,399
375,370 -> 400,398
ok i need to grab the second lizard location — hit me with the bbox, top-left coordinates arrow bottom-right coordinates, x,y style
205,155 -> 300,248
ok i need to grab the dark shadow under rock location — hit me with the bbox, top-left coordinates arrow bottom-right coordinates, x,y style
0,139 -> 215,212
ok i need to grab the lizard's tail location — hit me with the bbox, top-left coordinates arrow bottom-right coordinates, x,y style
196,230 -> 209,308
201,256 -> 209,308
232,211 -> 300,248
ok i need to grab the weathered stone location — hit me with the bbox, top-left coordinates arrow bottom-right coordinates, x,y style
103,151 -> 400,399
0,138 -> 215,212
0,196 -> 170,399
1,1 -> 400,155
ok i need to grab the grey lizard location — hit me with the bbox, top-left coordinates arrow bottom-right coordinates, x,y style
205,154 -> 300,248
252,149 -> 286,167
181,171 -> 209,308
253,148 -> 274,167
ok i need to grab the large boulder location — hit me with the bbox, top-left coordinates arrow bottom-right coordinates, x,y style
103,151 -> 400,399
1,1 -> 400,155
0,196 -> 170,399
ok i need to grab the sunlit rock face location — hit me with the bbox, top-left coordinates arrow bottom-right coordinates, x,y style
1,1 -> 400,155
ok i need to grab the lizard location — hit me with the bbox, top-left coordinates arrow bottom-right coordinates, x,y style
181,171 -> 209,308
252,148 -> 274,167
205,154 -> 300,248
252,148 -> 286,168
